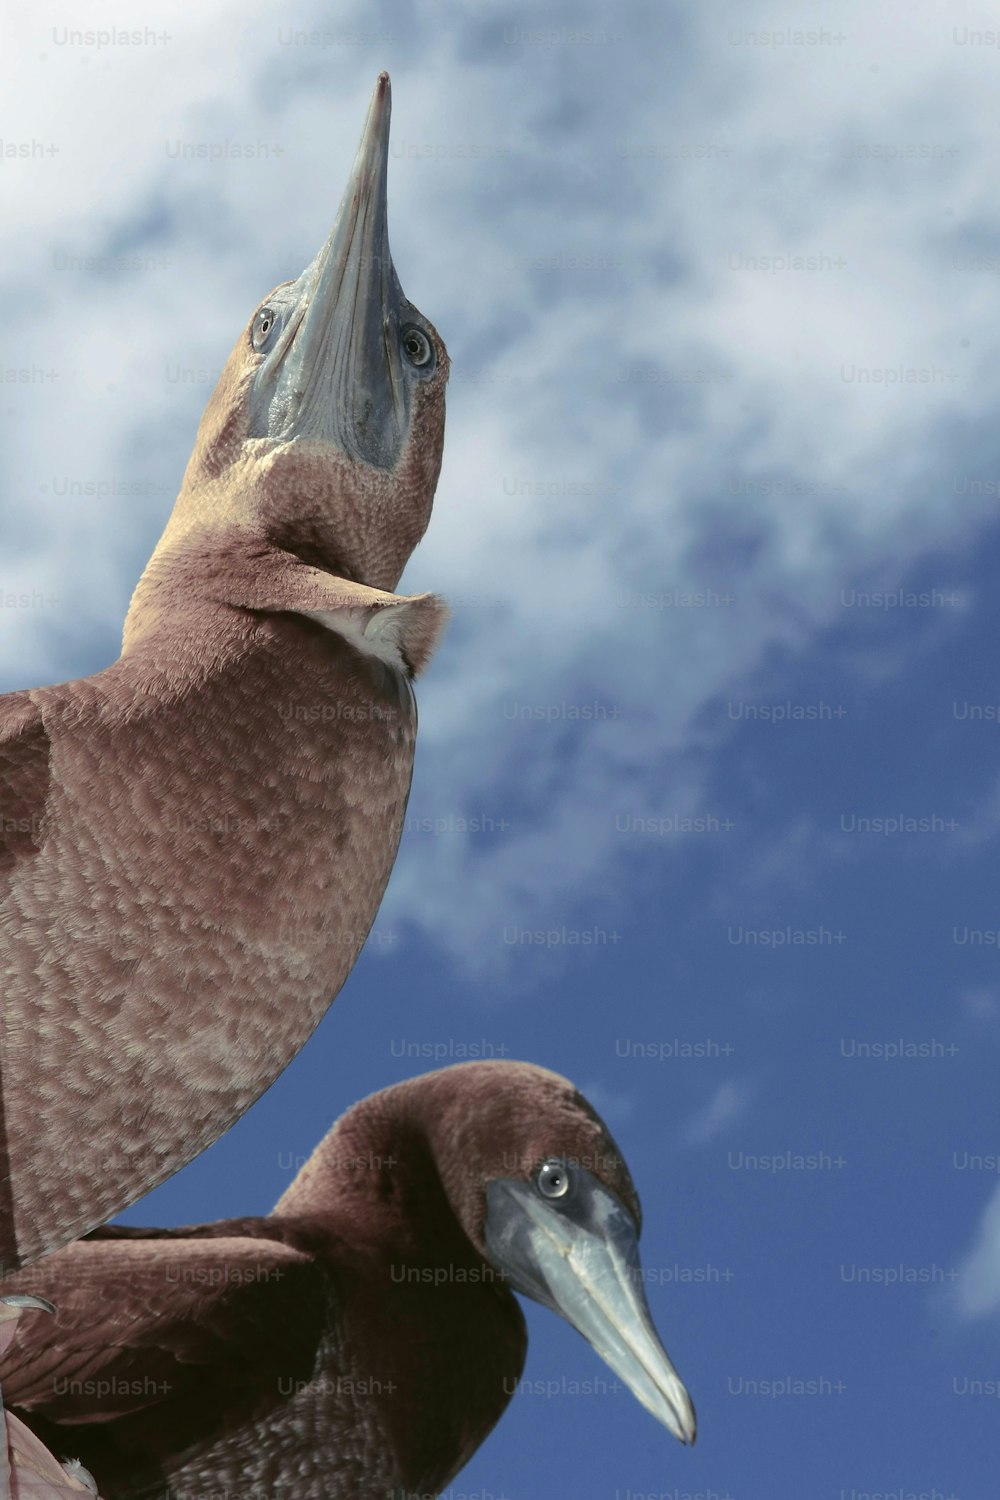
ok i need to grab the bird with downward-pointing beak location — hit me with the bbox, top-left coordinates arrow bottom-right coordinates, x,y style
0,1063 -> 696,1499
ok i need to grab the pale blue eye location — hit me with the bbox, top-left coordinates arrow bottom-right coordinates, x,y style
401,325 -> 432,368
537,1160 -> 570,1199
252,307 -> 279,352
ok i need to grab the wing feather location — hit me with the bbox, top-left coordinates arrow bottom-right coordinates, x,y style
0,1228 -> 324,1430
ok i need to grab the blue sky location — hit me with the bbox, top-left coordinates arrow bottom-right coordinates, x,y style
3,0 -> 1000,1494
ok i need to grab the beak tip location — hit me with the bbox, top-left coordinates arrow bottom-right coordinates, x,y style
664,1391 -> 697,1447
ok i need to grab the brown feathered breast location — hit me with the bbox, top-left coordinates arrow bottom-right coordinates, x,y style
0,578 -> 436,1269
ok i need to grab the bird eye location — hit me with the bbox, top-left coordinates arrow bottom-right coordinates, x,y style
252,307 -> 278,352
401,325 -> 433,368
537,1160 -> 570,1199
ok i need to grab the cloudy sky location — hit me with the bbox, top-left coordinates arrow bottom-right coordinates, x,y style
4,0 -> 1000,1493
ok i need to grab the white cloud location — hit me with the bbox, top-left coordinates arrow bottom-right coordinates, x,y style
960,988 -> 1000,1025
680,1078 -> 754,1146
951,1183 -> 1000,1321
4,0 -> 999,973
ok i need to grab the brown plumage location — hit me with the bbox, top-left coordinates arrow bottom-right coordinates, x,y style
0,73 -> 449,1270
0,1300 -> 100,1496
0,1062 -> 696,1499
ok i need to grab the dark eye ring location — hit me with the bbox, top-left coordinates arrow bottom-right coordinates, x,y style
252,308 -> 278,352
401,325 -> 433,368
537,1160 -> 570,1199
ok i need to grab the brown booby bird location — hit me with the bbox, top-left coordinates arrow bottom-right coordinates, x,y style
0,73 -> 448,1270
0,1062 -> 696,1499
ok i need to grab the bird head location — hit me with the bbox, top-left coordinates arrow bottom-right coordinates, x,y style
410,1061 -> 699,1448
168,72 -> 448,592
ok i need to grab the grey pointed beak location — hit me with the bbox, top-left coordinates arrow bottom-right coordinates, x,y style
485,1175 -> 697,1446
248,72 -> 415,468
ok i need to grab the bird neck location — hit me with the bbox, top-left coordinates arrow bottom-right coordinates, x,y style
272,1099 -> 511,1296
165,433 -> 431,593
273,1105 -> 527,1495
273,1100 -> 454,1240
119,516 -> 367,659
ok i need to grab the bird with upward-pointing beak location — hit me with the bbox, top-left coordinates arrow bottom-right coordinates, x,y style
0,73 -> 448,1272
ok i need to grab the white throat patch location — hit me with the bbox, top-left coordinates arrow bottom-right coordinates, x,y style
298,592 -> 448,678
